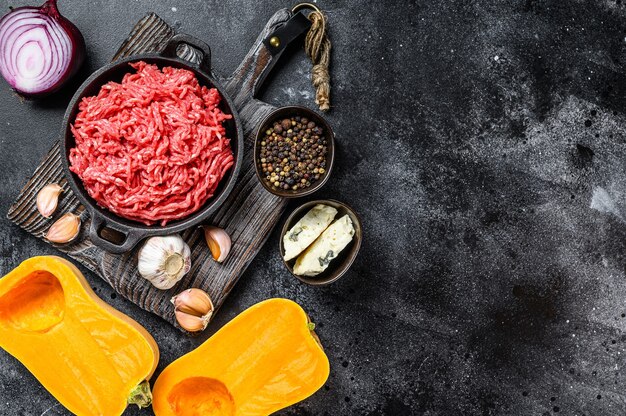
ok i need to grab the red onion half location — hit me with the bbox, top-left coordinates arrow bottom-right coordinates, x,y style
0,0 -> 85,97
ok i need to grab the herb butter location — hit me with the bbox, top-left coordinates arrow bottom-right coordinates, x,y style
283,204 -> 338,261
293,215 -> 355,276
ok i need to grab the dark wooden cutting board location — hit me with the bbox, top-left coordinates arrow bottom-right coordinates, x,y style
7,11 -> 294,330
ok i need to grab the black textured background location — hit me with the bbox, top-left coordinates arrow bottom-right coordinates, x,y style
2,0 -> 626,415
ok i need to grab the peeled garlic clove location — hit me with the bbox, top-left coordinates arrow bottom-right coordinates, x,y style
138,235 -> 191,290
45,213 -> 80,243
37,184 -> 63,218
202,226 -> 231,263
175,309 -> 211,332
171,288 -> 214,317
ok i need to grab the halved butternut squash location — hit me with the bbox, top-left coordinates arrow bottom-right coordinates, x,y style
0,256 -> 159,415
152,298 -> 330,416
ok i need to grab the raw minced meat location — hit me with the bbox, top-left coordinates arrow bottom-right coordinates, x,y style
69,61 -> 234,226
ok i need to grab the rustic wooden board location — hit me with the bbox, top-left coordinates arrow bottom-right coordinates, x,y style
7,11 -> 293,330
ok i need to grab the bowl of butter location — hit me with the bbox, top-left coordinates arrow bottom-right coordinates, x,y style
279,199 -> 362,285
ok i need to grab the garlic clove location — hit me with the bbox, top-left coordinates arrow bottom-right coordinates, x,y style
36,184 -> 63,218
175,309 -> 212,332
202,226 -> 231,263
45,213 -> 81,243
138,235 -> 191,290
171,288 -> 214,317
171,288 -> 214,332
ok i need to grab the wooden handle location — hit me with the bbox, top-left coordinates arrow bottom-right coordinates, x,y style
223,9 -> 295,106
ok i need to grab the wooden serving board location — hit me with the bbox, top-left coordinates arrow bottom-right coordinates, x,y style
7,11 -> 293,330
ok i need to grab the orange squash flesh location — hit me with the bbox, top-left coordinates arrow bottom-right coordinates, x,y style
152,298 -> 330,416
0,256 -> 159,416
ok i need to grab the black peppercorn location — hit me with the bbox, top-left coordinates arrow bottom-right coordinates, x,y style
258,114 -> 328,191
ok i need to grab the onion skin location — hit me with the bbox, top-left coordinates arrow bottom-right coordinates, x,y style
0,0 -> 86,98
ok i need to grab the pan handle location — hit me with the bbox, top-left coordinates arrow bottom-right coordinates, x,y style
88,213 -> 146,254
224,9 -> 312,101
161,33 -> 212,74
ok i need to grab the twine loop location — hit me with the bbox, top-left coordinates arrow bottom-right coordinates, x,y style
302,8 -> 332,112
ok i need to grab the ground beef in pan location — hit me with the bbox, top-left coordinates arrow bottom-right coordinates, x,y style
69,61 -> 234,226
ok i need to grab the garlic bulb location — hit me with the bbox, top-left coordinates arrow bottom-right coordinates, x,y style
171,288 -> 214,332
138,235 -> 191,290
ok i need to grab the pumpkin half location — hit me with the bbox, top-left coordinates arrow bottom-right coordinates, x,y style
152,298 -> 330,416
0,256 -> 159,415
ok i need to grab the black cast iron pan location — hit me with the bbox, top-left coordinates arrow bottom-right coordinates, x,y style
61,34 -> 244,254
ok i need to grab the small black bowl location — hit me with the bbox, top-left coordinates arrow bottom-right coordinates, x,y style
254,106 -> 334,198
279,199 -> 362,285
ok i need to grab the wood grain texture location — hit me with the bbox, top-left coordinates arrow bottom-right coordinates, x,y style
7,11 -> 293,330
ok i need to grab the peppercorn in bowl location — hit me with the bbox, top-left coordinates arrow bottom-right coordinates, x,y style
254,106 -> 334,198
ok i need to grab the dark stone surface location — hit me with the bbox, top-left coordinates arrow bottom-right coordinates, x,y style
2,0 -> 626,414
